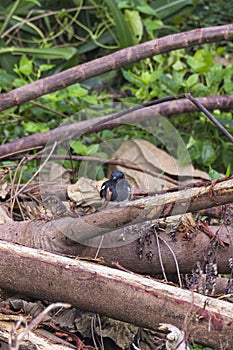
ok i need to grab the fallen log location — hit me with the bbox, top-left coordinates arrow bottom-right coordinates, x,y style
0,240 -> 232,349
0,215 -> 231,275
40,176 -> 233,243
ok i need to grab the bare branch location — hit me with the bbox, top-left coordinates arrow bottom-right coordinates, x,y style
9,303 -> 70,350
186,93 -> 233,143
0,24 -> 232,112
51,176 -> 233,243
0,94 -> 233,159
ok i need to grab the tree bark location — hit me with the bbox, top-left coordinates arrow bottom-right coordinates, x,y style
0,213 -> 232,275
0,177 -> 232,276
20,176 -> 233,244
0,95 -> 233,159
0,240 -> 232,349
0,24 -> 232,112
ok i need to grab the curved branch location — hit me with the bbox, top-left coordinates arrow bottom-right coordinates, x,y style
0,24 -> 232,112
0,95 -> 233,159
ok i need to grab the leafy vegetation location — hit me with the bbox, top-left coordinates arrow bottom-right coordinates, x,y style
0,0 -> 233,181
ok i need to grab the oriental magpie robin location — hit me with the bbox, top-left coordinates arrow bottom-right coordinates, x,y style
100,170 -> 131,205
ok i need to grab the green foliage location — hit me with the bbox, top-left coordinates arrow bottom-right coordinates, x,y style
190,344 -> 213,350
0,0 -> 233,180
0,0 -> 197,81
0,61 -> 99,142
121,48 -> 233,100
124,9 -> 143,43
120,41 -> 233,174
117,0 -> 195,21
68,140 -> 108,180
180,0 -> 233,30
70,140 -> 107,159
104,0 -> 135,47
22,121 -> 49,133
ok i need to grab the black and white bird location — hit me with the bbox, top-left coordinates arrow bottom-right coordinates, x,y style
100,170 -> 131,206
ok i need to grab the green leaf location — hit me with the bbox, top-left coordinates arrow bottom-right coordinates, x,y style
101,130 -> 115,140
0,47 -> 77,60
0,39 -> 18,74
18,55 -> 33,75
186,135 -> 197,149
144,18 -> 163,39
223,63 -> 233,94
22,121 -> 49,133
87,144 -> 99,155
136,4 -> 158,16
81,95 -> 98,105
159,74 -> 179,93
124,10 -> 143,43
187,49 -> 214,73
172,59 -> 186,71
186,73 -> 199,88
226,164 -> 231,177
208,166 -> 222,181
191,83 -> 210,95
73,85 -> 88,98
104,0 -> 134,48
122,69 -> 145,88
39,64 -> 55,72
201,140 -> 216,165
222,143 -> 233,169
150,68 -> 163,81
150,0 -> 194,20
70,140 -> 88,156
0,69 -> 15,90
186,136 -> 202,161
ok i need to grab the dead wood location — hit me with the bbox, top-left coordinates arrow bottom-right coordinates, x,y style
0,240 -> 232,349
0,95 -> 233,159
0,215 -> 232,275
3,303 -> 73,350
0,25 -> 232,113
10,176 -> 233,244
63,176 -> 233,243
0,177 -> 233,277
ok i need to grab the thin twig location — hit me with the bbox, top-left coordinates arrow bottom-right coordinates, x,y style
9,302 -> 70,350
154,228 -> 168,282
30,100 -> 68,118
186,93 -> 233,143
96,314 -> 104,350
94,235 -> 105,259
91,315 -> 99,350
9,156 -> 26,218
36,153 -> 174,183
1,146 -> 43,159
158,234 -> 183,288
9,141 -> 57,200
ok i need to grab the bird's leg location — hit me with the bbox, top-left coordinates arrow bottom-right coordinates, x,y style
100,187 -> 112,210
